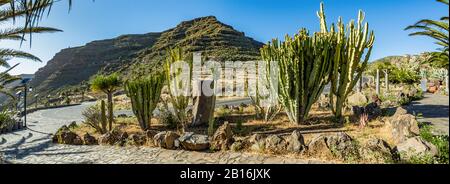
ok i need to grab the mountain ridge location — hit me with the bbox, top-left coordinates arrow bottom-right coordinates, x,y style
30,16 -> 264,95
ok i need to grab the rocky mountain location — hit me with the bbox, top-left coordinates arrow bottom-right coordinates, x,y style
31,16 -> 263,95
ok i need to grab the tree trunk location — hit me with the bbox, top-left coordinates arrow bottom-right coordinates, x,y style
107,93 -> 114,131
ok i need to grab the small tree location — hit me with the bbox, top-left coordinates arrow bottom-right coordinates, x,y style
90,73 -> 121,131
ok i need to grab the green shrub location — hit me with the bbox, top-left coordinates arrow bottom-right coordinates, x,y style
0,110 -> 15,129
419,124 -> 449,164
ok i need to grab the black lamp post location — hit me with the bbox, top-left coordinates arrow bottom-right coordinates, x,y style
20,78 -> 32,128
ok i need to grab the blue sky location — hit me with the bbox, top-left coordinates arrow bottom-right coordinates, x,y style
1,0 -> 448,75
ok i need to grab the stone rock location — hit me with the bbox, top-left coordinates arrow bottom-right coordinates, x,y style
286,131 -> 306,153
359,138 -> 396,163
387,108 -> 420,144
347,92 -> 368,107
164,131 -> 180,149
52,125 -> 83,145
307,132 -> 360,161
153,131 -> 167,148
191,80 -> 216,127
248,134 -> 266,144
119,132 -> 129,141
145,130 -> 159,142
211,122 -> 234,151
395,137 -> 438,161
265,135 -> 287,153
178,132 -> 210,151
127,134 -> 146,146
393,106 -> 408,116
83,133 -> 98,145
98,132 -> 118,146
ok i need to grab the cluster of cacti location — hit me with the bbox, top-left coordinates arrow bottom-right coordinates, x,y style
260,3 -> 375,123
125,73 -> 165,131
260,29 -> 336,124
164,47 -> 193,129
319,3 -> 375,120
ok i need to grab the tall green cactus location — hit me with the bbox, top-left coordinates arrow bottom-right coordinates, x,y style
260,29 -> 335,124
125,73 -> 165,131
100,100 -> 107,132
164,47 -> 193,129
318,3 -> 375,120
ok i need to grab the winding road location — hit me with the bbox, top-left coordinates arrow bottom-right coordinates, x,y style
407,93 -> 449,136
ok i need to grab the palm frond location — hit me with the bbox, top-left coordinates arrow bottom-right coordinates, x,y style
0,48 -> 41,65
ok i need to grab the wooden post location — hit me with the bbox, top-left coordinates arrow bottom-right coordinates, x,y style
376,69 -> 380,95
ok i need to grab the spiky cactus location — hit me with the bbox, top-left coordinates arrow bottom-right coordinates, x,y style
125,73 -> 165,131
100,100 -> 107,132
318,3 -> 375,120
260,29 -> 335,124
164,47 -> 193,131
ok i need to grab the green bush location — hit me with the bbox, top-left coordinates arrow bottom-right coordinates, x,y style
367,61 -> 420,84
0,110 -> 15,129
419,124 -> 449,164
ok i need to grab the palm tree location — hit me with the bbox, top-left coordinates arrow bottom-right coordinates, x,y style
90,73 -> 121,131
0,63 -> 19,99
1,1 -> 62,66
405,0 -> 449,68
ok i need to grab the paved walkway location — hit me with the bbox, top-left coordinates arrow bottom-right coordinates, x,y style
407,93 -> 449,135
1,102 -> 322,164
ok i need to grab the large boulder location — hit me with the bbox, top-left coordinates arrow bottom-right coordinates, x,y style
359,138 -> 396,163
307,132 -> 360,161
265,135 -> 287,153
286,131 -> 306,153
52,126 -> 83,145
83,133 -> 98,145
395,137 -> 438,161
386,107 -> 420,144
347,92 -> 368,107
126,134 -> 147,146
178,132 -> 210,151
165,131 -> 180,149
153,131 -> 179,149
211,122 -> 234,151
98,132 -> 118,146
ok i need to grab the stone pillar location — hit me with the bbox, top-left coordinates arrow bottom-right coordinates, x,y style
384,69 -> 389,93
191,80 -> 216,127
376,69 -> 380,95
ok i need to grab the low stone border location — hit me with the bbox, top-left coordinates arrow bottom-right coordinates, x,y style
18,103 -> 82,117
